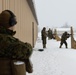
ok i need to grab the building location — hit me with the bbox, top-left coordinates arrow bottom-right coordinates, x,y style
0,0 -> 38,47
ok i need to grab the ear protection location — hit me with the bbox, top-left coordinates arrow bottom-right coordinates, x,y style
5,10 -> 17,26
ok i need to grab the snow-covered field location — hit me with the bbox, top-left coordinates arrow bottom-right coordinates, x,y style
27,35 -> 76,75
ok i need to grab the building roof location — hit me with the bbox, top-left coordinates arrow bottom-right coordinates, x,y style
27,0 -> 38,25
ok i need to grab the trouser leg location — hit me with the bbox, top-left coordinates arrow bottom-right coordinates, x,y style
42,40 -> 46,48
59,41 -> 63,48
64,41 -> 67,48
43,44 -> 46,48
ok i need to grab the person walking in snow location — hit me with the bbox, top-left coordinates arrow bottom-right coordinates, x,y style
59,31 -> 70,48
41,27 -> 47,48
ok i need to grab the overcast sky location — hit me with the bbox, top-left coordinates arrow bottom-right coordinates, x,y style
34,0 -> 76,29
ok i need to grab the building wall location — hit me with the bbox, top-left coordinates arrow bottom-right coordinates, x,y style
0,0 -> 38,47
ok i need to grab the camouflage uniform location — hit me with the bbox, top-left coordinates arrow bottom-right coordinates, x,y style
47,28 -> 53,39
0,10 -> 33,74
41,27 -> 47,48
0,26 -> 33,73
59,31 -> 70,48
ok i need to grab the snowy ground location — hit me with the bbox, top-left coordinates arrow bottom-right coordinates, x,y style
27,36 -> 76,75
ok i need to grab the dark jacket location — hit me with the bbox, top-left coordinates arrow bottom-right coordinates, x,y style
47,29 -> 53,39
0,26 -> 33,74
61,32 -> 70,42
41,28 -> 47,40
0,26 -> 33,60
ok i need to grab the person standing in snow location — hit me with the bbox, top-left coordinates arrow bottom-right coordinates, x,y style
59,31 -> 70,48
41,27 -> 47,48
47,28 -> 53,39
0,10 -> 33,75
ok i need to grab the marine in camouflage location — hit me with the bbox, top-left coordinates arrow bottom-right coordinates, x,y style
0,10 -> 33,74
59,31 -> 70,48
41,27 -> 47,48
0,26 -> 33,60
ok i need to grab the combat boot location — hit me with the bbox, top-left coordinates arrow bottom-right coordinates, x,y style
59,45 -> 62,48
43,44 -> 46,48
66,46 -> 68,48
